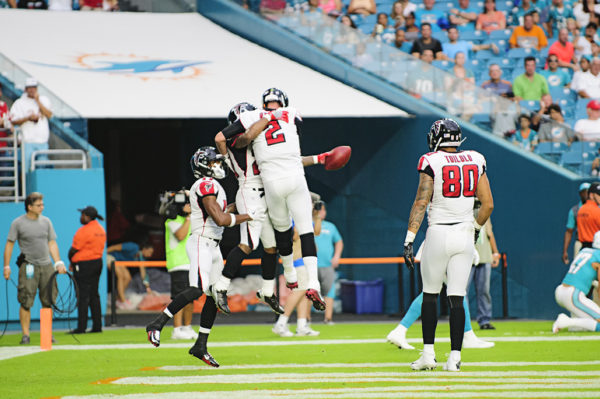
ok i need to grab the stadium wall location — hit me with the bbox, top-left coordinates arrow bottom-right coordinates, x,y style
199,0 -> 590,319
0,169 -> 106,327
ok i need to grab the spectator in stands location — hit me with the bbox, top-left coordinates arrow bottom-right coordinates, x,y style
393,28 -> 412,51
0,84 -> 13,162
538,104 -> 576,143
574,99 -> 600,141
442,26 -> 499,61
410,22 -> 444,59
509,0 -> 539,27
476,0 -> 506,33
371,12 -> 395,41
48,0 -> 72,10
574,0 -> 600,30
541,54 -> 572,87
448,0 -> 478,31
404,12 -> 420,41
490,93 -> 520,136
9,78 -> 52,172
407,49 -> 444,98
512,113 -> 538,150
17,0 -> 47,8
549,28 -> 578,71
513,56 -> 550,100
414,0 -> 445,31
562,183 -> 590,264
451,52 -> 475,83
571,55 -> 591,90
509,12 -> 548,51
573,56 -> 600,98
575,22 -> 598,60
352,42 -> 375,68
106,241 -> 154,310
482,63 -> 513,96
397,0 -> 416,17
546,0 -> 575,38
391,1 -> 406,28
337,14 -> 361,44
347,0 -> 375,16
79,0 -> 103,10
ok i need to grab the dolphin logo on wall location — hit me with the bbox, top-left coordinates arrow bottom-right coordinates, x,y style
27,53 -> 210,80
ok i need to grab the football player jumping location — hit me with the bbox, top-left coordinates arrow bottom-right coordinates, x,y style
231,88 -> 327,311
212,100 -> 332,314
403,119 -> 494,372
145,146 -> 253,368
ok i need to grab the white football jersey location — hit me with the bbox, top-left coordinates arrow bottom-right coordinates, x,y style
226,138 -> 263,189
417,150 -> 487,225
189,177 -> 227,240
239,107 -> 304,182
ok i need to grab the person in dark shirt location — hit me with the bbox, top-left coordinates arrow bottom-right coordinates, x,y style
410,22 -> 444,59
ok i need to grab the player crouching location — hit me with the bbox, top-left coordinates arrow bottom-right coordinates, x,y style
145,146 -> 254,367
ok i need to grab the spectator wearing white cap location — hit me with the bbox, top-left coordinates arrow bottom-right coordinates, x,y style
574,99 -> 600,141
563,182 -> 591,265
9,78 -> 52,172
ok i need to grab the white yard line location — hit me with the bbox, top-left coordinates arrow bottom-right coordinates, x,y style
157,360 -> 600,371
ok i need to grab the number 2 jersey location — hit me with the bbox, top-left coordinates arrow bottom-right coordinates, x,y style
239,107 -> 304,183
189,177 -> 227,240
563,247 -> 600,293
418,149 -> 487,225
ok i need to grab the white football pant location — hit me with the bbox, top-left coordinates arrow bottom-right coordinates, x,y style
186,234 -> 224,293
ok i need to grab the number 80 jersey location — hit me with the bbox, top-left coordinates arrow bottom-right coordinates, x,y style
418,150 -> 487,225
240,107 -> 303,183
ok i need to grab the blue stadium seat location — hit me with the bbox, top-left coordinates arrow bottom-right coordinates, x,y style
433,2 -> 452,11
495,0 -> 513,11
433,31 -> 449,43
549,87 -> 577,103
475,49 -> 496,60
357,23 -> 373,35
560,150 -> 594,174
569,141 -> 600,155
575,99 -> 593,120
468,58 -> 484,72
489,29 -> 512,41
432,60 -> 452,70
365,42 -> 395,60
491,39 -> 509,53
507,47 -> 537,59
534,141 -> 568,163
520,100 -> 539,111
387,70 -> 408,86
461,30 -> 487,44
487,57 -> 512,71
556,99 -> 574,119
511,68 -> 524,80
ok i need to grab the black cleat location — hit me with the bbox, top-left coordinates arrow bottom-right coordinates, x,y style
256,290 -> 284,314
189,333 -> 220,367
210,285 -> 230,315
306,288 -> 326,311
145,312 -> 170,347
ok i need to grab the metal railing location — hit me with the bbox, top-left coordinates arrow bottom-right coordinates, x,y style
31,149 -> 88,171
0,133 -> 24,202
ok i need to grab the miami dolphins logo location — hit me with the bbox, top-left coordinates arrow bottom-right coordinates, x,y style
27,53 -> 209,81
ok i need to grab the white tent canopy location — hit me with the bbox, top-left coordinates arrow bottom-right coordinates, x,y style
0,10 -> 408,119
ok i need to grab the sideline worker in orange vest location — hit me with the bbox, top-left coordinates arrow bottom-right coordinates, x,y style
68,206 -> 106,334
576,183 -> 600,249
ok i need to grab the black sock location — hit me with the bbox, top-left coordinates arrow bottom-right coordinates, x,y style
422,293 -> 438,345
167,287 -> 202,316
261,252 -> 277,280
222,246 -> 247,279
200,296 -> 218,330
448,295 -> 465,351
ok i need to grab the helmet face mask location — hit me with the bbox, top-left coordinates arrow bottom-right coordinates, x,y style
262,87 -> 289,110
190,146 -> 228,180
428,118 -> 463,152
227,102 -> 256,125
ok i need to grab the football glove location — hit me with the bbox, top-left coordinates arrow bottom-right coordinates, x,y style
403,242 -> 415,271
317,151 -> 332,164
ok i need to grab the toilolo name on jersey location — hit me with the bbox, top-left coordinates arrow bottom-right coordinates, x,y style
443,154 -> 474,163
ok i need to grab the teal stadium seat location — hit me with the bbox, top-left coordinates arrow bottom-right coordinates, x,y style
461,30 -> 487,44
534,141 -> 568,163
489,29 -> 512,41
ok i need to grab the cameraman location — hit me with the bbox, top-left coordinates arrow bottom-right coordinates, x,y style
164,192 -> 197,340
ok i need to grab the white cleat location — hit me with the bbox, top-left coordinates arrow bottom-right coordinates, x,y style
462,330 -> 495,348
553,313 -> 570,333
296,326 -> 320,336
387,327 -> 415,350
272,323 -> 294,337
171,327 -> 193,340
443,359 -> 462,372
410,352 -> 437,371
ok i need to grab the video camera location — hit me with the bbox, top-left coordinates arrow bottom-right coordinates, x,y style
313,200 -> 324,211
157,189 -> 190,219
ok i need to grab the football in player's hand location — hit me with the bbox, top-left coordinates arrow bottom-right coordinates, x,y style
325,146 -> 352,171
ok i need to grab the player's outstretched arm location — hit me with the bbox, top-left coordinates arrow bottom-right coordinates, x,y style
214,132 -> 228,155
302,152 -> 330,167
202,195 -> 251,227
475,173 -> 494,227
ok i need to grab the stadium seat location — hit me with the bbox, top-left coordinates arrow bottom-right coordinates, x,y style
507,47 -> 536,59
387,70 -> 408,86
432,31 -> 449,43
556,99 -> 574,119
461,30 -> 487,44
560,150 -> 593,175
495,0 -> 513,11
520,100 -> 539,111
489,29 -> 512,41
468,59 -> 484,71
549,87 -> 577,103
491,39 -> 508,53
365,42 -> 395,60
432,60 -> 452,70
475,49 -> 496,60
569,141 -> 599,155
511,68 -> 524,80
487,57 -> 512,71
534,141 -> 568,163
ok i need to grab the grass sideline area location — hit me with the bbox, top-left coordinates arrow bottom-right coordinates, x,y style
0,320 -> 599,398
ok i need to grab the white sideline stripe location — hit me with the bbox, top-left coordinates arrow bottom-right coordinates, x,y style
41,334 -> 600,351
158,360 -> 600,370
60,388 -> 600,399
0,346 -> 42,361
111,371 -> 600,385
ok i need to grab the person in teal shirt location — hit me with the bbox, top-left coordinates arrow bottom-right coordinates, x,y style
540,55 -> 571,87
553,231 -> 600,333
314,201 -> 343,324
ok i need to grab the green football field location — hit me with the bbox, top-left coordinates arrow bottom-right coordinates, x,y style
1,320 -> 599,399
